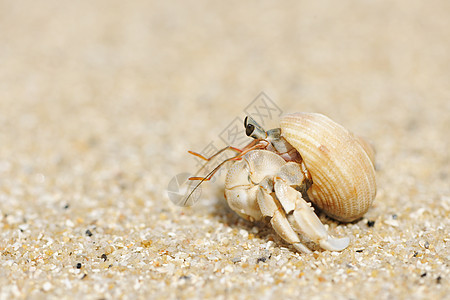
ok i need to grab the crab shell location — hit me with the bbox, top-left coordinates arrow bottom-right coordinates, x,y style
280,112 -> 377,222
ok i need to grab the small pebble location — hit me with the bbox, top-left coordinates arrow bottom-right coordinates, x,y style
257,257 -> 267,263
42,282 -> 52,292
232,257 -> 241,263
419,241 -> 430,249
76,263 -> 82,269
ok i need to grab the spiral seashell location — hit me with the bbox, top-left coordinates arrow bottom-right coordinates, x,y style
280,112 -> 376,222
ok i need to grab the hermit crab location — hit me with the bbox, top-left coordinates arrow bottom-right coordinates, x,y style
183,112 -> 377,253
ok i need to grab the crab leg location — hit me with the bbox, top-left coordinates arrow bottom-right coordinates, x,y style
274,178 -> 350,251
256,185 -> 312,253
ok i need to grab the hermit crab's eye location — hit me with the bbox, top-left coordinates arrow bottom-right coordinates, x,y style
246,123 -> 255,137
244,116 -> 256,136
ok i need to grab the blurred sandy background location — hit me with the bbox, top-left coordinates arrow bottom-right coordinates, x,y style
0,0 -> 449,299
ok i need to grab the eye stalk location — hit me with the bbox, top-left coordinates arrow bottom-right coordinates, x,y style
244,116 -> 267,139
244,116 -> 289,156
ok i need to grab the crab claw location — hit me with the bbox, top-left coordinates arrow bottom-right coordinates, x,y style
319,236 -> 350,251
275,178 -> 350,252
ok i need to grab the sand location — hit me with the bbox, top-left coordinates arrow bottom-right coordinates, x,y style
0,0 -> 448,299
